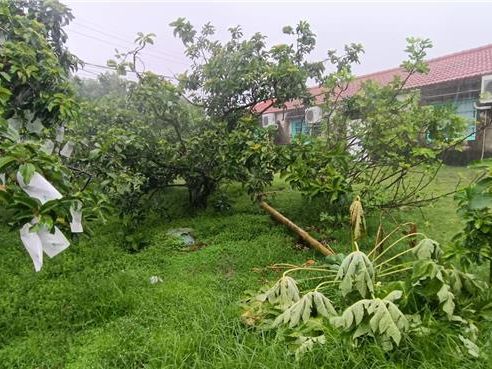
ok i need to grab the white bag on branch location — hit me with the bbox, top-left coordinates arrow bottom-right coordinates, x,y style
17,171 -> 62,204
55,126 -> 65,143
41,139 -> 55,155
20,223 -> 43,272
37,226 -> 70,257
60,141 -> 75,158
70,201 -> 83,233
26,118 -> 44,134
20,221 -> 71,271
8,117 -> 22,132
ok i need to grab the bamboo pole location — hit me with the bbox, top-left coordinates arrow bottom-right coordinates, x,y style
259,201 -> 335,256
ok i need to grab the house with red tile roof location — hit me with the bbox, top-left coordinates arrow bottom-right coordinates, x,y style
261,44 -> 492,161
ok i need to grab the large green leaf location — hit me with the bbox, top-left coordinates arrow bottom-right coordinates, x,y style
331,291 -> 408,350
336,251 -> 374,298
18,163 -> 36,185
412,238 -> 442,260
0,155 -> 16,171
273,291 -> 337,328
257,276 -> 300,309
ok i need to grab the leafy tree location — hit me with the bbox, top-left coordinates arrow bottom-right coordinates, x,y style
284,38 -> 467,211
74,20 -> 339,210
170,19 -> 326,130
0,0 -> 102,270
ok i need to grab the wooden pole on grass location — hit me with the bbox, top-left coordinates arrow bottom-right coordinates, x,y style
259,200 -> 335,256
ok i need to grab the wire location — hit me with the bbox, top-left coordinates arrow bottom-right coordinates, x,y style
68,28 -> 188,67
79,68 -> 99,76
73,21 -> 184,61
82,61 -> 177,81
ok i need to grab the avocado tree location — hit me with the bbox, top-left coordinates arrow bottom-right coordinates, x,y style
284,38 -> 467,212
73,20 -> 350,210
0,0 -> 101,271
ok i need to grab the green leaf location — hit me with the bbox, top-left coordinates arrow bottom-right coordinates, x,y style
459,335 -> 480,358
18,163 -> 36,184
437,284 -> 455,319
0,156 -> 16,171
273,291 -> 336,328
412,238 -> 442,260
292,335 -> 326,360
336,251 -> 374,298
383,290 -> 403,302
0,71 -> 11,82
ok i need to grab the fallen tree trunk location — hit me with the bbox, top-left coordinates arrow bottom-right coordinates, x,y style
259,201 -> 335,256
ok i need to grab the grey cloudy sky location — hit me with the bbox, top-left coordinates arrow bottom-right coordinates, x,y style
65,1 -> 492,81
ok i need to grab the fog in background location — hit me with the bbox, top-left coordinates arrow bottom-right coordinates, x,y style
65,1 -> 492,81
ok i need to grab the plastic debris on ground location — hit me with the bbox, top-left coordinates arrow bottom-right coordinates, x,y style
166,228 -> 196,245
149,276 -> 163,284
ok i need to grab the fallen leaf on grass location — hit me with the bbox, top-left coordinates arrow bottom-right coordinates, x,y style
303,259 -> 316,267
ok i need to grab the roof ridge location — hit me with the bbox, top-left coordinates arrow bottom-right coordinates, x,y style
425,43 -> 492,64
337,43 -> 492,83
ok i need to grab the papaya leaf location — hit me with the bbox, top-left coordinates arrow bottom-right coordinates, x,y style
257,276 -> 300,309
336,251 -> 374,298
331,292 -> 408,350
412,238 -> 442,260
273,291 -> 337,328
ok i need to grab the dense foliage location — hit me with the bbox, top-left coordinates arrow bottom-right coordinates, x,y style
283,38 -> 467,211
0,0 -> 107,271
72,20 -> 341,213
449,159 -> 492,282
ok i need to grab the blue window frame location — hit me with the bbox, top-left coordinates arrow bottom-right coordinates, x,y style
431,99 -> 477,141
290,119 -> 309,138
455,99 -> 476,141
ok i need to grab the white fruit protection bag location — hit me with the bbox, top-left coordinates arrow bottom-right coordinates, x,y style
17,171 -> 63,204
19,221 -> 70,272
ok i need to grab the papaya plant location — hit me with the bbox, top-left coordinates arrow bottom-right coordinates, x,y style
241,201 -> 490,358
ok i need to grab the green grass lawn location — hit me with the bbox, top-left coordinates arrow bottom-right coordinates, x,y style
0,166 -> 490,368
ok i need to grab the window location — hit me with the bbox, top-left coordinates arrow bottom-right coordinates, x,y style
430,99 -> 477,141
290,119 -> 309,138
455,99 -> 477,141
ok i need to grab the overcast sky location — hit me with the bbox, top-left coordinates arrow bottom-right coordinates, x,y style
65,1 -> 492,82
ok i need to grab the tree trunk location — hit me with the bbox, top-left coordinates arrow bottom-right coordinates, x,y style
187,176 -> 216,209
259,201 -> 335,256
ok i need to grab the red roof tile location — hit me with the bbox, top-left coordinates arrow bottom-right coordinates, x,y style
262,43 -> 492,114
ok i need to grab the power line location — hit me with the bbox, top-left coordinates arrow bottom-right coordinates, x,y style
73,21 -> 184,61
79,68 -> 99,76
82,61 -> 177,81
69,28 -> 188,67
75,68 -> 100,79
